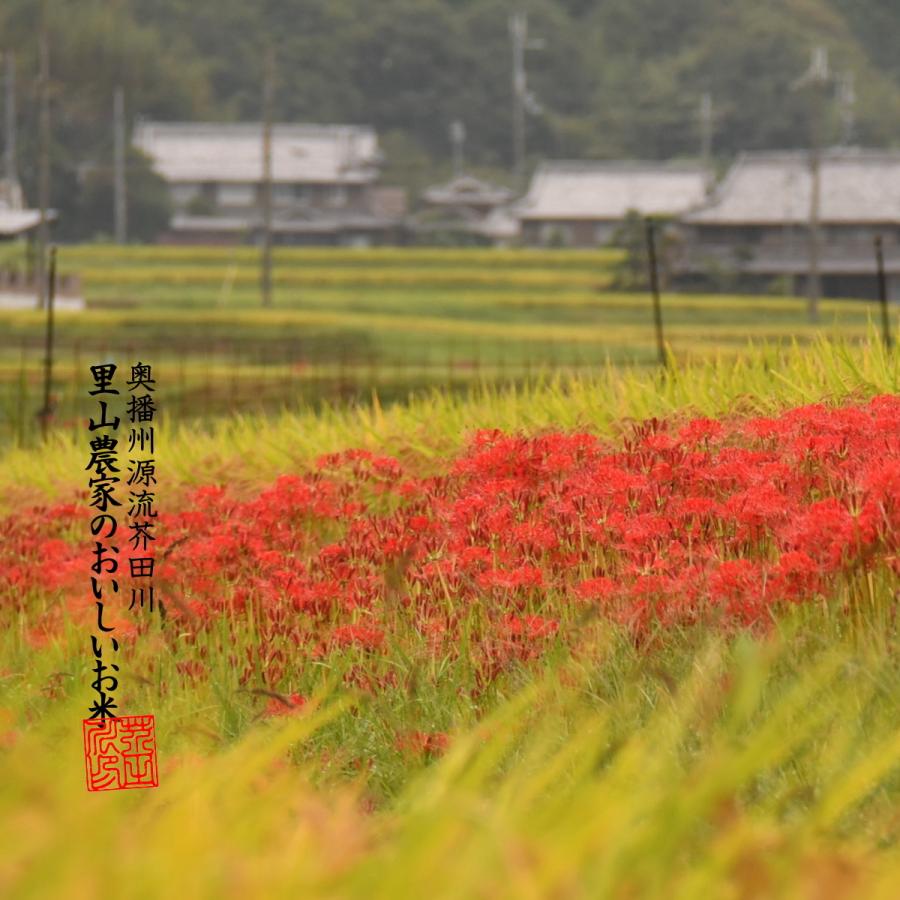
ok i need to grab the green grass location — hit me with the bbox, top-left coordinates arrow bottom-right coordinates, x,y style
55,244 -> 627,269
0,289 -> 892,451
1,605 -> 899,898
1,336 -> 899,897
1,243 -> 895,450
3,332 -> 897,506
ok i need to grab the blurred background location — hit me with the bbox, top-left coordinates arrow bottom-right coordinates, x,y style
0,0 -> 898,448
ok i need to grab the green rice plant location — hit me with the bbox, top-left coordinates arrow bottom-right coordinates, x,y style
1,329 -> 898,897
57,243 -> 625,270
2,332 -> 897,506
0,602 -> 898,899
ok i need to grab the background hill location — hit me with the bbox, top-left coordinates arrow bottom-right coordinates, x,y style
1,0 -> 899,239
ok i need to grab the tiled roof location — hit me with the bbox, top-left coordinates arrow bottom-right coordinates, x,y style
683,149 -> 900,225
0,207 -> 46,236
134,121 -> 382,185
423,174 -> 514,207
170,210 -> 397,235
518,161 -> 709,221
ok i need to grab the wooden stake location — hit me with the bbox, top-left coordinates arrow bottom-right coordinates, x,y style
37,23 -> 50,311
645,218 -> 667,368
40,245 -> 56,440
875,235 -> 893,351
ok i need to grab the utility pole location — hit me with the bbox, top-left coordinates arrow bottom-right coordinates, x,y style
792,46 -> 830,324
699,92 -> 714,195
37,23 -> 51,311
450,119 -> 465,179
4,52 -> 15,189
509,12 -> 544,192
808,119 -> 823,323
645,218 -> 667,369
837,72 -> 856,146
40,244 -> 56,441
510,12 -> 526,190
260,45 -> 275,309
113,85 -> 127,243
875,235 -> 892,352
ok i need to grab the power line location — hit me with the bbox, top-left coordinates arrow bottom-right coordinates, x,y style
39,244 -> 56,441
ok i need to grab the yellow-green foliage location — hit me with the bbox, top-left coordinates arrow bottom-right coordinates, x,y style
1,336 -> 898,898
4,303 -> 882,343
75,266 -> 618,290
1,619 -> 899,898
2,334 -> 897,505
58,244 -> 625,269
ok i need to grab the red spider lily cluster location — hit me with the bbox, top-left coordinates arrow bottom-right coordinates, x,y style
394,730 -> 451,757
2,396 -> 898,689
262,692 -> 307,717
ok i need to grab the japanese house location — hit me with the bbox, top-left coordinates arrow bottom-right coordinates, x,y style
517,161 -> 709,247
412,174 -> 519,245
133,121 -> 404,246
678,149 -> 900,300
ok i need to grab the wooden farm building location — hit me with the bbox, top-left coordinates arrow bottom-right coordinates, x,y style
412,174 -> 519,245
678,149 -> 900,300
517,161 -> 709,247
0,178 -> 45,242
133,121 -> 405,246
0,179 -> 77,309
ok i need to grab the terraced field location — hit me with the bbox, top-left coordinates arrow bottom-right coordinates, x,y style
0,244 -> 893,448
1,339 -> 898,898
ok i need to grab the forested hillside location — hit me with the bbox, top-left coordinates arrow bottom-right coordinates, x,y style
1,0 -> 898,239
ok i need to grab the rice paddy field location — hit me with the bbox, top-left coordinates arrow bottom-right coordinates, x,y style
1,326 -> 899,898
1,245 -> 899,897
0,244 -> 895,447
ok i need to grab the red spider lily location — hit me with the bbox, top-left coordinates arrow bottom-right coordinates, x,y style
575,576 -> 619,603
394,730 -> 450,757
501,613 -> 559,640
263,693 -> 307,717
176,660 -> 208,682
476,565 -> 544,591
769,550 -> 822,602
3,395 -> 899,689
329,624 -> 385,651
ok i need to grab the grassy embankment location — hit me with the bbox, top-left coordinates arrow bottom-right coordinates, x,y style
0,336 -> 898,897
0,245 -> 893,447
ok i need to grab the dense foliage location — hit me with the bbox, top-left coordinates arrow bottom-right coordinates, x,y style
0,0 -> 898,238
4,394 -> 898,687
0,340 -> 898,897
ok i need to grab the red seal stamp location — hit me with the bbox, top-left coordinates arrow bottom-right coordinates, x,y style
83,714 -> 159,792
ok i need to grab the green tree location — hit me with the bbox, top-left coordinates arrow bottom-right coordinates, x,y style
73,148 -> 172,243
611,211 -> 681,291
2,0 -> 899,243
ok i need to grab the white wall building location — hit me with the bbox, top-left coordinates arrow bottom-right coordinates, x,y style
133,121 -> 402,245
